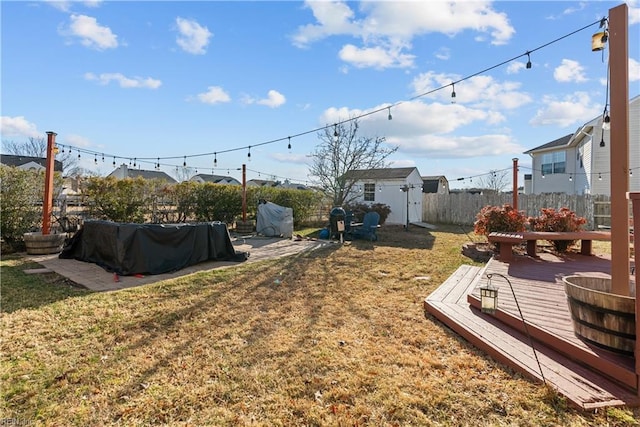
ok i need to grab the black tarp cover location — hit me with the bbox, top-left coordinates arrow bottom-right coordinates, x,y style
60,220 -> 248,275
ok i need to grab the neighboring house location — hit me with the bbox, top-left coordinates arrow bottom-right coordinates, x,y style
344,167 -> 423,226
0,154 -> 63,172
246,179 -> 309,190
247,179 -> 277,187
524,95 -> 639,196
422,175 -> 449,194
108,164 -> 177,183
190,174 -> 240,185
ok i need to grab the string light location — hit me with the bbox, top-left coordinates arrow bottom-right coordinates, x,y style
287,136 -> 291,151
247,146 -> 251,161
183,156 -> 186,167
101,153 -> 104,162
112,157 -> 116,167
569,174 -> 573,181
526,51 -> 532,69
450,83 -> 456,102
387,107 -> 392,120
334,124 -> 339,137
598,172 -> 602,180
94,154 -> 97,165
77,150 -> 81,160
133,158 -> 137,167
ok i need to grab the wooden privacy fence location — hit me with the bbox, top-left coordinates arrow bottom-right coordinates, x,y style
422,193 -> 614,230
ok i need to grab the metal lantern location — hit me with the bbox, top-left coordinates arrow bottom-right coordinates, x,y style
480,280 -> 498,314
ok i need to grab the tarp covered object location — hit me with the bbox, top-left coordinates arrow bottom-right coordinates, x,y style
256,201 -> 293,238
59,220 -> 248,275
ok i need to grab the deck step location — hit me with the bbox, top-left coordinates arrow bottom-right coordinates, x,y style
424,263 -> 639,409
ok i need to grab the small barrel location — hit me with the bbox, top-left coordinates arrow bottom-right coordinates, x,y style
563,275 -> 636,356
235,220 -> 254,234
23,232 -> 67,255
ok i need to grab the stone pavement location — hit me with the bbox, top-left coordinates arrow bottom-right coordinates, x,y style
27,236 -> 330,292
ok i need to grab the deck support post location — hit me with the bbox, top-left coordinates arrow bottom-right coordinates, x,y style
608,3 -> 630,296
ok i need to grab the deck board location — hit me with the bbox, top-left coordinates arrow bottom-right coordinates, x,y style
424,253 -> 639,409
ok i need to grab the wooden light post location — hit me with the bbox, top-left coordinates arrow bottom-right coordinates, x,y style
42,131 -> 57,235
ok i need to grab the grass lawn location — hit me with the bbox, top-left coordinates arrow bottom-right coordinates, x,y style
1,224 -> 637,426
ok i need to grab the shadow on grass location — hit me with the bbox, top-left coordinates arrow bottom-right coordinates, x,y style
1,254 -> 93,314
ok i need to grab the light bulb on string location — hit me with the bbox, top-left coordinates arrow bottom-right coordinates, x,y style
569,174 -> 572,181
526,51 -> 532,69
61,146 -> 65,154
598,172 -> 602,180
94,155 -> 97,165
602,111 -> 610,130
287,136 -> 291,152
450,83 -> 456,103
183,156 -> 187,167
112,157 -> 116,167
77,150 -> 81,160
214,152 -> 217,167
334,124 -> 339,137
247,146 -> 251,161
387,107 -> 392,120
134,158 -> 137,168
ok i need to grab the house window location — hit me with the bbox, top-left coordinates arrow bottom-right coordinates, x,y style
541,151 -> 566,175
363,183 -> 376,201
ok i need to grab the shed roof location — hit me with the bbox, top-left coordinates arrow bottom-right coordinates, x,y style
344,167 -> 418,180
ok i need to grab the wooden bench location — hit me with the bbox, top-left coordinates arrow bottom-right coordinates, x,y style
488,231 -> 612,261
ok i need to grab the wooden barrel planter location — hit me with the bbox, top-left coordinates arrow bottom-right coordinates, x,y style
23,232 -> 66,255
563,275 -> 636,356
235,220 -> 255,234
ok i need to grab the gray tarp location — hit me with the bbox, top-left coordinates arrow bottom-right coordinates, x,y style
59,220 -> 248,275
256,201 -> 293,238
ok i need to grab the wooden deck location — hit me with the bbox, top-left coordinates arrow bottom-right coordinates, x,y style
424,251 -> 639,410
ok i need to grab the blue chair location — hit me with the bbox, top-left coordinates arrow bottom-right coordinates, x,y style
352,211 -> 380,241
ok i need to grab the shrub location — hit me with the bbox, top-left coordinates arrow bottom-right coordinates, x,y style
528,207 -> 586,253
473,204 -> 527,237
0,166 -> 45,252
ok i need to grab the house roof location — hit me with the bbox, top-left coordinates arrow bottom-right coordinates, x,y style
247,179 -> 277,187
524,134 -> 572,154
127,169 -> 177,183
0,154 -> 63,171
192,174 -> 239,184
344,167 -> 418,180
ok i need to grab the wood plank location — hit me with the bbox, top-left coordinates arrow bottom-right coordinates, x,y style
425,299 -> 638,408
425,252 -> 639,409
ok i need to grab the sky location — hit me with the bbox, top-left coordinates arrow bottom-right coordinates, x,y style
1,0 -> 639,189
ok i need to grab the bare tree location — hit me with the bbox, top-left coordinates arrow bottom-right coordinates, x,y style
308,119 -> 397,206
477,169 -> 510,193
2,136 -> 79,174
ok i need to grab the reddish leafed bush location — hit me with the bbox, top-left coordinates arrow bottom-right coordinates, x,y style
528,207 -> 587,252
473,204 -> 527,237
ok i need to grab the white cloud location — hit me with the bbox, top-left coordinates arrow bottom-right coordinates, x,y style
629,0 -> 640,25
46,1 -> 101,12
84,72 -> 162,89
339,44 -> 415,69
257,90 -> 286,108
242,90 -> 287,108
554,59 -> 588,83
63,14 -> 118,50
318,100 -> 522,159
292,1 -> 514,70
0,116 -> 41,138
506,61 -> 526,74
195,86 -> 231,105
411,72 -> 532,110
65,134 -> 92,148
630,58 -> 640,82
175,17 -> 212,55
529,92 -> 600,127
434,47 -> 450,61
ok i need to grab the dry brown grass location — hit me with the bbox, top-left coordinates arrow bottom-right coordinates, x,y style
1,224 -> 638,426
